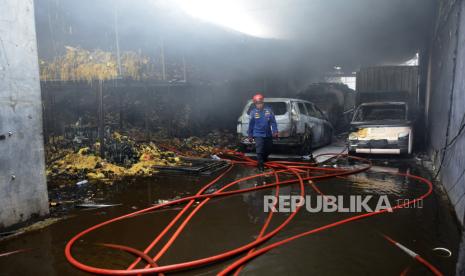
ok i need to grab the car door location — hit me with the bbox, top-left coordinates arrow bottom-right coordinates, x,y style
265,101 -> 291,138
305,103 -> 325,146
291,101 -> 306,135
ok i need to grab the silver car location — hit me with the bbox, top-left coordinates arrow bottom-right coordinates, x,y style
237,98 -> 333,154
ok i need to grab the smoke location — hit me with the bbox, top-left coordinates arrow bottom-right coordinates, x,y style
34,0 -> 436,90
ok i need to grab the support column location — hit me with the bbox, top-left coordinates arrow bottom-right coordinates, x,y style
0,0 -> 49,228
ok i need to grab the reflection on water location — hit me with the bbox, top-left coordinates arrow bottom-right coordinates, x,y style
345,171 -> 409,196
0,160 -> 461,275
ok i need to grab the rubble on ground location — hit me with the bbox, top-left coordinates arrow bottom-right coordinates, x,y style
47,135 -> 185,183
166,130 -> 237,157
46,129 -> 237,184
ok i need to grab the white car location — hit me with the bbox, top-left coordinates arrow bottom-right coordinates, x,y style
348,102 -> 413,155
237,98 -> 333,154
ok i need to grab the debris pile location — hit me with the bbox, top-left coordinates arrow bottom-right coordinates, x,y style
46,129 -> 236,184
39,46 -> 196,82
47,150 -> 124,182
126,143 -> 182,176
39,46 -> 153,82
166,130 -> 237,157
204,130 -> 237,149
47,138 -> 185,183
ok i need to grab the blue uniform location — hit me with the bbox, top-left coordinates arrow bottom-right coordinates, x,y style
248,106 -> 278,171
247,106 -> 278,138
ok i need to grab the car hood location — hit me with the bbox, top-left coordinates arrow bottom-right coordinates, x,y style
350,120 -> 412,128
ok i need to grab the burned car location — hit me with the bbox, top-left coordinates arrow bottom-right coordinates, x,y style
348,102 -> 413,155
237,98 -> 333,154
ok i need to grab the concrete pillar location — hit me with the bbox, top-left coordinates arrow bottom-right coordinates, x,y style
0,0 -> 49,228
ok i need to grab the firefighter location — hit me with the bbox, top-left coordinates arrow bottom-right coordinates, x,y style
247,93 -> 278,172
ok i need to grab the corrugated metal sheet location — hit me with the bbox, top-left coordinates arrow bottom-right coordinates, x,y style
356,66 -> 419,108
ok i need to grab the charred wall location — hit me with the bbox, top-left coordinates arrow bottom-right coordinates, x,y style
41,78 -> 290,142
426,0 -> 465,225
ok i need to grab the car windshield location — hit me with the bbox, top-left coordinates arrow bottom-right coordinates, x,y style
353,104 -> 406,121
246,102 -> 287,115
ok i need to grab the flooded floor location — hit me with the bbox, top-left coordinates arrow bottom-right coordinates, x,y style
0,157 -> 461,275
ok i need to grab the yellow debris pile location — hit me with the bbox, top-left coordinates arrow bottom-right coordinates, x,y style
45,130 -> 236,183
184,137 -> 215,157
47,142 -> 184,183
126,143 -> 181,176
47,151 -> 125,182
39,46 -> 153,82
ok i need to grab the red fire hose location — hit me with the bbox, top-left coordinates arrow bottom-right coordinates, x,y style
382,234 -> 443,276
64,151 -> 442,275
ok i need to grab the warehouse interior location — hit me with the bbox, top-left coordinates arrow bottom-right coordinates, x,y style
1,0 -> 465,275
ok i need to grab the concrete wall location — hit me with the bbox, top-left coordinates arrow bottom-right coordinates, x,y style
426,0 -> 465,224
0,0 -> 49,228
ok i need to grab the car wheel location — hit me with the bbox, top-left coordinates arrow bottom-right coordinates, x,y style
300,127 -> 312,156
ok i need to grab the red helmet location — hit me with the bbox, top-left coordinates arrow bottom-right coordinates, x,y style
252,93 -> 264,103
